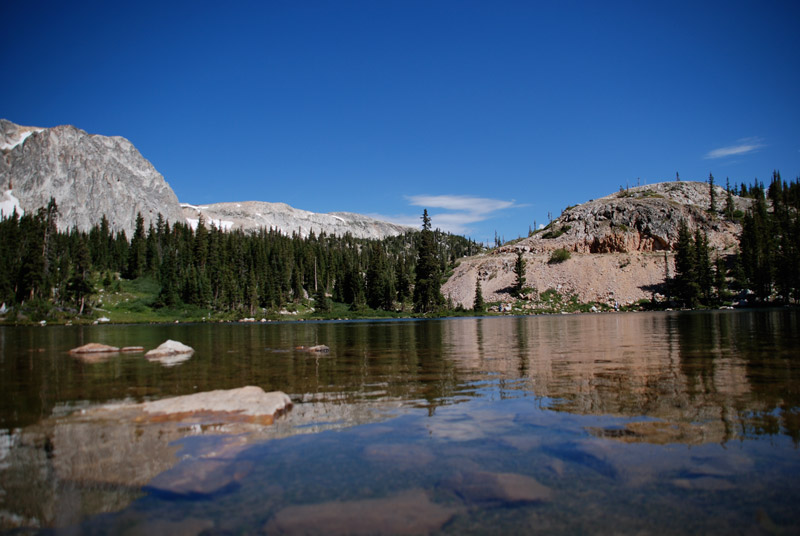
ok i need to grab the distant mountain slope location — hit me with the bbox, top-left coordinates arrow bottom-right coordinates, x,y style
182,201 -> 412,239
0,119 -> 185,236
1,119 -> 412,240
443,181 -> 752,309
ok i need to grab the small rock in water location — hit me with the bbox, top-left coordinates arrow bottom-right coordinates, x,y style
145,339 -> 195,358
296,344 -> 330,353
69,343 -> 120,354
120,346 -> 145,353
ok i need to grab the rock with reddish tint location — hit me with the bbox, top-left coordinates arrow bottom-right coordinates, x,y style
265,489 -> 459,535
69,343 -> 120,354
445,471 -> 551,505
120,346 -> 145,353
144,339 -> 194,358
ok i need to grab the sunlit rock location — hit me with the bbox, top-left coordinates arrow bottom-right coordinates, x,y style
445,471 -> 551,504
120,346 -> 144,353
144,340 -> 194,359
69,343 -> 120,354
264,489 -> 459,535
140,386 -> 292,425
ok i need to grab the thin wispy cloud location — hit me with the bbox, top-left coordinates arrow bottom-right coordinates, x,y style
372,194 -> 522,236
704,138 -> 764,159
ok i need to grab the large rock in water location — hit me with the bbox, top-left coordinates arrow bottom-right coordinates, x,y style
0,119 -> 184,235
140,386 -> 293,424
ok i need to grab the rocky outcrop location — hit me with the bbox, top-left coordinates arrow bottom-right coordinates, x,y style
509,181 -> 750,255
0,119 -> 184,236
182,201 -> 412,239
444,181 -> 750,308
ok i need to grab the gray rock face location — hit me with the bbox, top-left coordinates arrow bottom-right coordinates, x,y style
182,201 -> 413,239
0,119 -> 184,236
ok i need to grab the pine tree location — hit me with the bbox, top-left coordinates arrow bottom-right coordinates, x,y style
366,242 -> 393,310
674,220 -> 700,307
125,213 -> 146,279
695,229 -> 712,302
512,250 -> 526,296
314,280 -> 331,312
724,178 -> 735,220
708,173 -> 717,213
413,210 -> 443,313
473,278 -> 485,312
66,233 -> 93,314
713,256 -> 729,304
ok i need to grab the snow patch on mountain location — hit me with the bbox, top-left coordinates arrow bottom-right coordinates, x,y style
0,190 -> 23,218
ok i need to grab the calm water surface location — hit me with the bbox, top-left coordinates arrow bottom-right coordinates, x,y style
1,310 -> 798,534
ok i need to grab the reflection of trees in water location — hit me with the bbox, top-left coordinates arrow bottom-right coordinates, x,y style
2,311 -> 799,440
438,311 -> 800,443
675,310 -> 800,443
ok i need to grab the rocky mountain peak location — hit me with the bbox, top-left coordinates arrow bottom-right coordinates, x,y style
0,119 -> 185,236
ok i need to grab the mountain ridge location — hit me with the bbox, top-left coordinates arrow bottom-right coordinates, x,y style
1,120 -> 412,240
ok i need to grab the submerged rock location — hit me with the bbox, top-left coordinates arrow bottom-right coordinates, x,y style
69,343 -> 120,354
445,471 -> 551,505
146,459 -> 255,497
265,489 -> 459,535
144,340 -> 194,358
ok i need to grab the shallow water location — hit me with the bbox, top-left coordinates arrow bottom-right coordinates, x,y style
1,310 -> 798,534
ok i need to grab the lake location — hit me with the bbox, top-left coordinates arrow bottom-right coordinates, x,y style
1,310 -> 798,534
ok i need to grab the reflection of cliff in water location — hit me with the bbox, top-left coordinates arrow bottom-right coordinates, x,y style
440,311 -> 800,444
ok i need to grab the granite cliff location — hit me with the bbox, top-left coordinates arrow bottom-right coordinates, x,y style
0,119 -> 184,236
443,181 -> 752,309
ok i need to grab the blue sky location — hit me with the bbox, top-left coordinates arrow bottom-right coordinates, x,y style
4,1 -> 800,243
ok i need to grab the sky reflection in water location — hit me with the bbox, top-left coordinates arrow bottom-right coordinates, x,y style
0,310 -> 798,534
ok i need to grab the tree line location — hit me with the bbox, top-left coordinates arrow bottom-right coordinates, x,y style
672,172 -> 800,307
0,203 -> 479,318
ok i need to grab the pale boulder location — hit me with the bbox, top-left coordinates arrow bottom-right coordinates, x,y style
145,339 -> 194,358
141,386 -> 292,424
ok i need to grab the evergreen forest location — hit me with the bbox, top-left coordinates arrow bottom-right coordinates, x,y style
0,205 -> 479,322
672,173 -> 800,307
